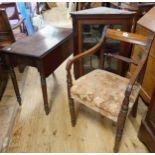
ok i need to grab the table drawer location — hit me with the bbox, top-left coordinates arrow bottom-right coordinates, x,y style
42,36 -> 73,77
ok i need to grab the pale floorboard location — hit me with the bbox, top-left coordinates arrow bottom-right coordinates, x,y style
0,68 -> 28,152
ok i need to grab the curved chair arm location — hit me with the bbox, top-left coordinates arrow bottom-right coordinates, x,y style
66,26 -> 107,72
66,42 -> 102,71
66,43 -> 104,87
66,26 -> 107,88
11,17 -> 25,30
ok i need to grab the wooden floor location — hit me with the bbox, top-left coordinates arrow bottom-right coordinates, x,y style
0,68 -> 28,152
0,3 -> 149,153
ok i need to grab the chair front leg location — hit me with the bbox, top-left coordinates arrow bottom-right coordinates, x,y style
68,97 -> 76,127
66,71 -> 76,127
114,97 -> 129,152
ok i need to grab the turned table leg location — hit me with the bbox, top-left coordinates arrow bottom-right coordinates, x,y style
40,72 -> 49,115
9,65 -> 22,105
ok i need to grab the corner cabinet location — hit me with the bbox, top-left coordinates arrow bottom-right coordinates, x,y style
70,7 -> 136,78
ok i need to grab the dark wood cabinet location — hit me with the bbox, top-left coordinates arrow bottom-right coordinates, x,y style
138,86 -> 155,152
70,7 -> 136,78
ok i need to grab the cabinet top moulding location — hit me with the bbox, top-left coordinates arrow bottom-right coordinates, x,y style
70,7 -> 136,18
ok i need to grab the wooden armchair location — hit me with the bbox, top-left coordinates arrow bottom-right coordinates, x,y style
0,9 -> 15,48
0,2 -> 27,34
66,27 -> 153,152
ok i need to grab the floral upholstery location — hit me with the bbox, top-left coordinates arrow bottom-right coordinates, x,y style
71,69 -> 141,122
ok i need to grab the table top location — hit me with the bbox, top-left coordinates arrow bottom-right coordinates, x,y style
71,7 -> 135,16
2,26 -> 72,58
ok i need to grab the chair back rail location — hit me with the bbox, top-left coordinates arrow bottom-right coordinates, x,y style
106,28 -> 148,46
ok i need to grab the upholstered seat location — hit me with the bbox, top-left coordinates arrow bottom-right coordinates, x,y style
71,69 -> 141,122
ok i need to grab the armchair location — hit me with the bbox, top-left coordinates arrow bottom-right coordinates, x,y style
66,26 -> 153,152
0,2 -> 27,34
